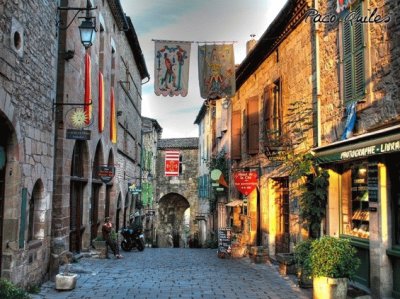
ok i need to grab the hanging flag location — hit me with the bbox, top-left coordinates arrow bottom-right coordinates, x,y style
341,101 -> 357,140
165,150 -> 180,176
98,71 -> 104,132
198,44 -> 235,99
84,53 -> 92,124
110,87 -> 117,143
154,40 -> 191,97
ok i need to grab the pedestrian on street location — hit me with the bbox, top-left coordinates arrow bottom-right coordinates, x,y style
102,217 -> 123,259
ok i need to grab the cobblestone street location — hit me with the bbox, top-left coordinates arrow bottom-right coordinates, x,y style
32,248 -> 312,299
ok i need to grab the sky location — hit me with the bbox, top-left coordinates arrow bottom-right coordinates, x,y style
120,0 -> 287,139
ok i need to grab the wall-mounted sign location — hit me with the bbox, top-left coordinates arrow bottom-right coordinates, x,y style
66,107 -> 92,129
367,162 -> 378,202
233,171 -> 258,196
66,129 -> 91,140
98,166 -> 115,184
128,184 -> 141,195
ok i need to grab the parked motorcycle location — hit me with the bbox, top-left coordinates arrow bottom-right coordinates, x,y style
120,226 -> 145,252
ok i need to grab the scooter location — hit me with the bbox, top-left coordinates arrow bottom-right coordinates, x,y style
120,226 -> 145,252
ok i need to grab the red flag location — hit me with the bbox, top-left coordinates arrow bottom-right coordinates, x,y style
165,150 -> 180,176
98,71 -> 104,132
84,53 -> 92,124
110,87 -> 117,143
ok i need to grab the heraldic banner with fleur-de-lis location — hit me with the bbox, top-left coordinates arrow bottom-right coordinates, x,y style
154,40 -> 191,97
198,44 -> 235,100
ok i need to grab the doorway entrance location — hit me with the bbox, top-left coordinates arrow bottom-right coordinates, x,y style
275,177 -> 290,254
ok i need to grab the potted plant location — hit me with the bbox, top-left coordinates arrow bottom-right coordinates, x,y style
293,239 -> 313,288
310,236 -> 360,299
55,255 -> 78,291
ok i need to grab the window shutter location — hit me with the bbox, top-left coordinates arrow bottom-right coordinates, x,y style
231,110 -> 242,160
343,14 -> 353,103
353,3 -> 365,99
148,184 -> 153,206
247,96 -> 259,154
263,85 -> 275,145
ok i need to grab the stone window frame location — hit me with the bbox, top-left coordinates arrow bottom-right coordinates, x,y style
27,179 -> 46,244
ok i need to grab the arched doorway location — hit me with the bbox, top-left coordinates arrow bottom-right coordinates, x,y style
70,141 -> 88,253
91,141 -> 104,243
105,149 -> 114,218
0,115 -> 14,273
157,193 -> 190,248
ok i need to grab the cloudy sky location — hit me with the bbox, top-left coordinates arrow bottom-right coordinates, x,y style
120,0 -> 286,138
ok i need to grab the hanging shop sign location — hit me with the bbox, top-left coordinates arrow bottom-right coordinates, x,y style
128,184 -> 141,195
97,165 -> 115,184
233,171 -> 258,196
66,129 -> 91,140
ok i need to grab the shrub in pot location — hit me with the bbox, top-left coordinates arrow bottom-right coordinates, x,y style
310,236 -> 360,299
293,239 -> 313,288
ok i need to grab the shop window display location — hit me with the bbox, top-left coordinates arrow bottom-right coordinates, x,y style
342,163 -> 370,239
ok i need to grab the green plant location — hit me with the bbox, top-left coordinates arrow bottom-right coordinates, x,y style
310,236 -> 360,279
0,278 -> 31,299
27,284 -> 40,294
294,239 -> 313,278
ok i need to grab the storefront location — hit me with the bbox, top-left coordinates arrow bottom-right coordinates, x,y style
314,125 -> 400,297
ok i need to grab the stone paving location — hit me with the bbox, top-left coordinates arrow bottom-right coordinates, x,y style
32,248 -> 312,299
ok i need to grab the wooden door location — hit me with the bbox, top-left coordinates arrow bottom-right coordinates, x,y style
0,146 -> 5,273
275,178 -> 290,254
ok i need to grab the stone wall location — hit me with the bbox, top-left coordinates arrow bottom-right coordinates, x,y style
155,147 -> 199,247
231,4 -> 313,254
0,0 -> 57,286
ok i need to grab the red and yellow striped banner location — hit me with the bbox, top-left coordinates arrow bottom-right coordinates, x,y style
84,53 -> 92,124
110,87 -> 117,143
98,71 -> 104,132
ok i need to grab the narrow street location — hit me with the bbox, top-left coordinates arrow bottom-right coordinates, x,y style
33,248 -> 311,299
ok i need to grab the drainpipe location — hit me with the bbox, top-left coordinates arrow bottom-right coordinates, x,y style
313,0 -> 321,147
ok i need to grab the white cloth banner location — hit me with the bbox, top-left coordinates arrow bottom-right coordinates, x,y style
154,40 -> 191,97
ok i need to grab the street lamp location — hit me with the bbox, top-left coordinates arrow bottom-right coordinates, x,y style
58,0 -> 97,49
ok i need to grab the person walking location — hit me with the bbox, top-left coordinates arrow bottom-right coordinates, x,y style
102,217 -> 123,259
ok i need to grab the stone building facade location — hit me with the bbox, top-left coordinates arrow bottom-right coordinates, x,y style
0,0 -> 58,286
0,0 -> 151,288
312,0 -> 400,297
230,0 -> 313,257
141,117 -> 162,246
52,0 -> 148,273
155,138 -> 199,247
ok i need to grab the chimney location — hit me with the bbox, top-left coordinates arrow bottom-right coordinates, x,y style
246,34 -> 257,55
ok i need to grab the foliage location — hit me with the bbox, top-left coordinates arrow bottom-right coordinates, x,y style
310,236 -> 360,279
0,278 -> 31,299
209,149 -> 229,212
27,284 -> 40,294
276,100 -> 329,239
293,239 -> 313,278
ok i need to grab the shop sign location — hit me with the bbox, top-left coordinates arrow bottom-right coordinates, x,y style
367,162 -> 378,202
217,228 -> 232,256
66,129 -> 91,140
316,139 -> 400,164
97,166 -> 115,184
233,171 -> 258,196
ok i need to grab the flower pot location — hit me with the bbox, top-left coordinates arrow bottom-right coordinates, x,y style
55,273 -> 78,290
313,276 -> 347,299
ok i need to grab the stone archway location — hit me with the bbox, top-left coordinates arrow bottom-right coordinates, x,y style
157,193 -> 190,248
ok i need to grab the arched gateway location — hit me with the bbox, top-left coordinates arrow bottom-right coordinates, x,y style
157,193 -> 190,247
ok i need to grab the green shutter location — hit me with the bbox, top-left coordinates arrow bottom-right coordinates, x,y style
142,183 -> 148,206
342,2 -> 365,104
19,188 -> 27,248
353,3 -> 365,99
148,184 -> 153,206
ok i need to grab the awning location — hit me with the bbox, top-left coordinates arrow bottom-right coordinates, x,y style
313,125 -> 400,164
226,199 -> 243,207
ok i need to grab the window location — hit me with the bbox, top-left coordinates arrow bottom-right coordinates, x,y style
341,162 -> 370,239
388,154 -> 400,245
247,96 -> 259,154
341,1 -> 365,104
264,79 -> 282,147
231,110 -> 242,159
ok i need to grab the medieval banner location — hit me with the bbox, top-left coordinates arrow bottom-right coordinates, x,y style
154,40 -> 191,97
165,150 -> 180,176
198,44 -> 235,99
